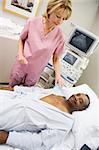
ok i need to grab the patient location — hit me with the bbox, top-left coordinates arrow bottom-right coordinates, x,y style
0,93 -> 90,149
39,93 -> 90,114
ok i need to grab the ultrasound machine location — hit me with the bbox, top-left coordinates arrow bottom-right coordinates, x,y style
61,26 -> 99,87
36,26 -> 99,88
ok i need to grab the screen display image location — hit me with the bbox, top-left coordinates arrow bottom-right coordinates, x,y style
69,29 -> 95,54
63,52 -> 77,65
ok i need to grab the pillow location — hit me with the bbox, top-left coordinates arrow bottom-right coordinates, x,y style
62,84 -> 99,149
62,84 -> 98,101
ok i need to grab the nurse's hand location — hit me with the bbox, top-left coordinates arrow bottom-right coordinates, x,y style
18,55 -> 28,64
55,75 -> 64,88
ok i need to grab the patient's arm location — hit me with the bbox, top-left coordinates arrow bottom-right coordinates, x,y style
0,130 -> 42,150
0,131 -> 9,144
0,130 -> 66,150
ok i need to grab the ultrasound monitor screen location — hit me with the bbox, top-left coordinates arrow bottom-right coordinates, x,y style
63,52 -> 77,65
69,29 -> 95,53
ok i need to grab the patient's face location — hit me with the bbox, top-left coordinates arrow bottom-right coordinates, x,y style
68,93 -> 90,111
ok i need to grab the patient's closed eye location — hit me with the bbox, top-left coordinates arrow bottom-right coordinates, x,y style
79,98 -> 83,103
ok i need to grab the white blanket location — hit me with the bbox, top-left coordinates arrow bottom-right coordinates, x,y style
0,89 -> 73,132
0,87 -> 73,150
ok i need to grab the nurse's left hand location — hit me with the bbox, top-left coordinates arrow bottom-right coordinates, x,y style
55,75 -> 64,88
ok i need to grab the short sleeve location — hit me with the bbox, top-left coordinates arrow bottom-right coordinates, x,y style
54,30 -> 65,56
20,18 -> 31,40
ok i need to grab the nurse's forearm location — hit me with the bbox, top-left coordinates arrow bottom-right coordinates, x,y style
53,56 -> 61,77
18,38 -> 24,57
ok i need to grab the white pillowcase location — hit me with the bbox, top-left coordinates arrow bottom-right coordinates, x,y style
62,84 -> 99,149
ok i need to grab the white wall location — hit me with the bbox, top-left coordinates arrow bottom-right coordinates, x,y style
77,6 -> 99,95
0,0 -> 99,95
72,1 -> 99,96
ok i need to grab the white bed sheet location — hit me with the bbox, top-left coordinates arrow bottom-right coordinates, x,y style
0,145 -> 20,150
0,84 -> 99,150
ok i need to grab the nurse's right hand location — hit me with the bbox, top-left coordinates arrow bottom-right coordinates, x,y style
18,55 -> 28,64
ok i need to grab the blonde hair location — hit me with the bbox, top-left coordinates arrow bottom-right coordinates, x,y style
44,0 -> 72,20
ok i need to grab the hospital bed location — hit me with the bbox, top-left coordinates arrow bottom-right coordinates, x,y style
0,84 -> 99,150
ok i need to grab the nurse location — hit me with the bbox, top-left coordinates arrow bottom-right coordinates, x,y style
9,0 -> 72,87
